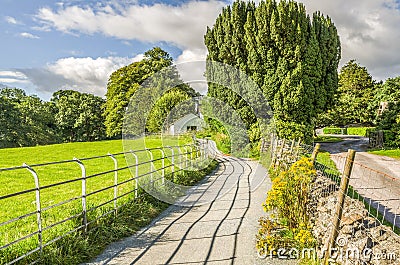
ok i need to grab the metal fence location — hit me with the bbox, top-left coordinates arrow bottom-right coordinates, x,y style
314,152 -> 400,264
0,142 -> 209,265
268,136 -> 400,264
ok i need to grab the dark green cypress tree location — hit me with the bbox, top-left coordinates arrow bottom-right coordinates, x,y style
204,0 -> 340,142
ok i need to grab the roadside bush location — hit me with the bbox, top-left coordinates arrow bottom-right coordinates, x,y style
377,102 -> 400,148
257,158 -> 317,256
264,158 -> 316,228
347,127 -> 375,136
323,127 -> 346,135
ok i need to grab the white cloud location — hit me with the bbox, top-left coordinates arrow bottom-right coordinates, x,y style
0,78 -> 30,84
34,0 -> 400,81
176,49 -> 208,64
20,32 -> 40,39
298,0 -> 400,81
5,16 -> 21,25
0,70 -> 31,87
35,1 -> 225,50
0,71 -> 28,79
18,54 -> 144,96
176,49 -> 208,95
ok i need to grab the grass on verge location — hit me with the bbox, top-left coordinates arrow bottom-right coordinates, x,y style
368,149 -> 400,159
37,159 -> 219,265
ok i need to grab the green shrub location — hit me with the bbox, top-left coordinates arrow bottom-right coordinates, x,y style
376,102 -> 400,148
347,127 -> 375,136
323,127 -> 346,134
257,158 -> 317,257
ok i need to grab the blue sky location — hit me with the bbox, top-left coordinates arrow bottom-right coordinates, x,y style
1,0 -> 400,100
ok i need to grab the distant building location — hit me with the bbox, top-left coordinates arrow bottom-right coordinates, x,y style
168,113 -> 205,135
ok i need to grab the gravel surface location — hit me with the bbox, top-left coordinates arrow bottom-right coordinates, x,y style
83,154 -> 297,265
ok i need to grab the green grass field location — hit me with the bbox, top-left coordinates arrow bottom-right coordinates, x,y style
369,149 -> 400,159
0,135 -> 207,264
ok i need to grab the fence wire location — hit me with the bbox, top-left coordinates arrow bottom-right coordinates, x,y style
268,136 -> 400,264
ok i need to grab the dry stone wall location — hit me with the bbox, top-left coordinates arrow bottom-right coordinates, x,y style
309,173 -> 400,265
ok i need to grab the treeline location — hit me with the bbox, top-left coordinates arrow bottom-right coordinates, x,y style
319,59 -> 400,147
0,47 -> 197,149
0,88 -> 106,148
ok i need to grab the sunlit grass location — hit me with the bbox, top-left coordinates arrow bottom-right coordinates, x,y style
0,134 -> 201,264
369,149 -> 400,159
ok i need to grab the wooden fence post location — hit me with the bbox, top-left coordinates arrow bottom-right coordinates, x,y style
289,139 -> 295,153
311,143 -> 321,164
324,149 -> 356,265
275,138 -> 286,166
271,136 -> 278,165
293,138 -> 301,159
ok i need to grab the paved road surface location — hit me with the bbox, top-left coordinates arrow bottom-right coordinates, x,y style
319,135 -> 400,228
84,154 -> 295,265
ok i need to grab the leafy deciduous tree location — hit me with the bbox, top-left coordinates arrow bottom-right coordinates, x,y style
51,90 -> 106,142
319,60 -> 375,126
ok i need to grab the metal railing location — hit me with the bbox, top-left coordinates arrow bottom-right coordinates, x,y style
0,142 -> 209,265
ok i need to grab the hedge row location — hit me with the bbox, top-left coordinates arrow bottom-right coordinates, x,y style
322,127 -> 375,136
322,127 -> 346,135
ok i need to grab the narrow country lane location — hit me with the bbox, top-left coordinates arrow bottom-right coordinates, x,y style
319,135 -> 400,228
83,153 -> 295,265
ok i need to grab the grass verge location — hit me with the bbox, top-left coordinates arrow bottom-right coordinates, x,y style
368,149 -> 400,159
38,159 -> 219,265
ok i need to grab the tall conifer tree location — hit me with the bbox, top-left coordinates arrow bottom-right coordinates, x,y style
204,0 -> 341,142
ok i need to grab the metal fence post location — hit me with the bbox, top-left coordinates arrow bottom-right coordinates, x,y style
108,154 -> 118,215
166,146 -> 175,182
203,139 -> 208,161
324,149 -> 356,265
178,147 -> 183,169
130,150 -> 139,198
204,139 -> 210,160
146,149 -> 154,184
188,145 -> 193,168
23,164 -> 43,253
159,148 -> 165,184
74,158 -> 88,233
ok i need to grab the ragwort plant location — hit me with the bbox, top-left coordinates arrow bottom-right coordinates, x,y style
257,158 -> 317,256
